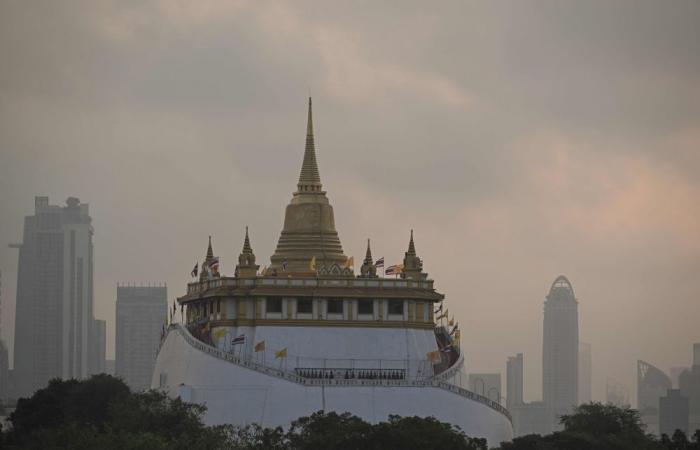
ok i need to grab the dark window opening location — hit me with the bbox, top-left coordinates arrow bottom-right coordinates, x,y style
297,298 -> 313,314
388,299 -> 404,315
327,299 -> 343,314
266,297 -> 283,314
358,299 -> 374,315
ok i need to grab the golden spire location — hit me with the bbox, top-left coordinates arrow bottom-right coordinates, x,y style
402,229 -> 426,280
407,229 -> 416,256
270,98 -> 347,273
364,239 -> 373,264
206,235 -> 214,260
242,226 -> 253,254
236,226 -> 259,278
359,238 -> 378,278
297,97 -> 322,193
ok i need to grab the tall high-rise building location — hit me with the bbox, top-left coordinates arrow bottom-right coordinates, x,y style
638,360 -> 672,435
659,389 -> 689,436
542,275 -> 579,431
506,353 -> 551,437
579,342 -> 592,404
0,270 -> 9,400
507,353 -> 524,410
678,362 -> 700,433
89,319 -> 106,375
12,197 -> 104,397
115,285 -> 167,391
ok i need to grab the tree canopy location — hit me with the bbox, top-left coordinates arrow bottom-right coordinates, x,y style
2,378 -> 699,450
499,402 -> 700,450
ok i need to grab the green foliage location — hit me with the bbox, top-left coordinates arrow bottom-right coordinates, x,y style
497,402 -> 700,450
286,411 -> 372,450
228,411 -> 486,450
368,415 -> 487,450
560,402 -> 646,437
1,375 -> 231,450
8,382 -> 700,450
0,378 -> 490,450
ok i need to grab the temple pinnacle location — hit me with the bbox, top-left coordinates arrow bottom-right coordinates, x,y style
364,239 -> 373,264
243,226 -> 252,254
206,235 -> 214,260
407,229 -> 416,256
297,97 -> 322,193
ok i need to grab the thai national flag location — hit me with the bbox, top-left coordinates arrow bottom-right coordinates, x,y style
210,257 -> 220,270
375,257 -> 384,268
385,264 -> 398,275
231,334 -> 246,346
190,262 -> 198,277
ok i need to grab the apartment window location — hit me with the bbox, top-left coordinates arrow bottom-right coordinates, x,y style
266,297 -> 283,314
327,299 -> 343,314
297,298 -> 313,314
388,299 -> 404,315
358,299 -> 374,315
216,300 -> 221,313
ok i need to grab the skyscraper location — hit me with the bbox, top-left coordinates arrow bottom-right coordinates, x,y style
678,353 -> 700,434
638,360 -> 672,435
507,353 -> 524,410
89,319 -> 106,375
12,196 -> 104,397
115,285 -> 167,391
542,275 -> 579,431
579,342 -> 592,404
659,389 -> 689,436
0,270 -> 9,401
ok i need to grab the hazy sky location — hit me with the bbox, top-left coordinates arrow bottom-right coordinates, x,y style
1,0 -> 699,403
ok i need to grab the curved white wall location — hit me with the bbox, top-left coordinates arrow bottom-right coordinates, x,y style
152,330 -> 513,446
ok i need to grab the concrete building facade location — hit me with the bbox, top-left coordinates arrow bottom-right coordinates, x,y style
0,270 -> 8,401
116,285 -> 167,391
579,342 -> 592,404
506,353 -> 524,411
12,197 -> 104,397
659,389 -> 689,436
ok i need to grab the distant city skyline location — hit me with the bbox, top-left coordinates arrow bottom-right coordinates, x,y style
1,0 -> 699,405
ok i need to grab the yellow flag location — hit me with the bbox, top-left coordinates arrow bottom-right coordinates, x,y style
427,350 -> 441,363
213,328 -> 227,338
255,341 -> 266,352
448,318 -> 454,327
309,256 -> 316,271
343,256 -> 354,269
275,347 -> 288,359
